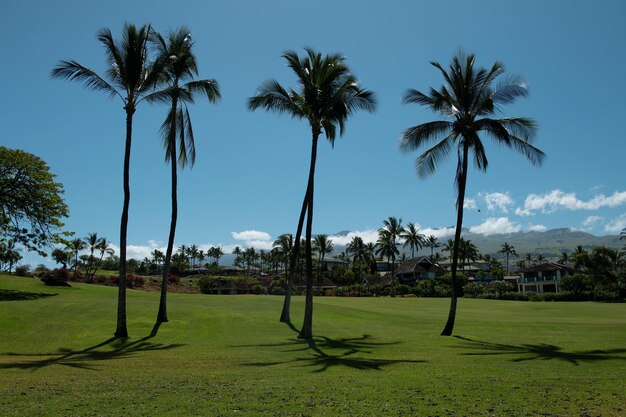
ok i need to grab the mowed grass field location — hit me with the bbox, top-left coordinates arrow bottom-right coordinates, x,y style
1,275 -> 625,416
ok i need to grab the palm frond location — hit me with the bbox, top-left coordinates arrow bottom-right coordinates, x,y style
492,74 -> 529,105
179,104 -> 196,168
399,121 -> 454,152
248,80 -> 304,117
184,79 -> 221,103
415,132 -> 456,178
51,61 -> 120,99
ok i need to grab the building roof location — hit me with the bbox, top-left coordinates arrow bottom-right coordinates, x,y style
520,262 -> 576,274
396,256 -> 444,275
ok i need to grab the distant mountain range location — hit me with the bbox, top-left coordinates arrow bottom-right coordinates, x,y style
329,228 -> 623,260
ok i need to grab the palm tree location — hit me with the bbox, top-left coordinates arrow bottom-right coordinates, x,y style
83,232 -> 103,282
213,247 -> 224,266
273,234 -> 294,273
458,238 -> 479,270
425,235 -> 441,259
499,242 -> 517,274
400,51 -> 545,336
52,24 -> 163,338
401,222 -> 425,259
147,28 -> 221,323
375,230 -> 399,279
313,234 -> 333,281
95,238 -> 115,274
69,238 -> 86,279
248,48 -> 376,338
381,217 -> 405,247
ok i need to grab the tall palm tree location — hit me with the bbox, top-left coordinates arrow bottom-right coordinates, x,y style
273,234 -> 294,273
95,238 -> 115,274
425,235 -> 441,259
69,238 -> 86,280
401,222 -> 425,259
52,24 -> 163,338
375,230 -> 399,278
83,232 -> 104,282
313,234 -> 333,281
248,48 -> 376,338
147,28 -> 221,323
400,51 -> 544,336
499,242 -> 517,274
381,217 -> 405,247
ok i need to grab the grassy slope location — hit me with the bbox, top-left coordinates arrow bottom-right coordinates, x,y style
1,275 -> 625,417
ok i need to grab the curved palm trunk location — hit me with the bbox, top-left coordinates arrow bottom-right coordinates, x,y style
441,143 -> 469,337
298,131 -> 319,340
115,107 -> 134,338
280,180 -> 310,323
157,97 -> 180,324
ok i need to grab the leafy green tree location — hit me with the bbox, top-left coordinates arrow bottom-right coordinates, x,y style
401,222 -> 425,258
0,240 -> 21,273
0,147 -> 69,256
52,24 -> 163,338
400,51 -> 544,336
51,247 -> 72,269
499,242 -> 517,274
248,48 -> 376,338
68,238 -> 86,279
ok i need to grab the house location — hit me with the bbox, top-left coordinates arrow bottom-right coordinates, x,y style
517,263 -> 576,293
395,257 -> 446,285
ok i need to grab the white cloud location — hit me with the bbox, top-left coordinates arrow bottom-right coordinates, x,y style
480,192 -> 514,213
328,229 -> 380,247
527,224 -> 547,232
604,214 -> 626,233
419,226 -> 456,239
232,230 -> 271,241
463,199 -> 477,209
516,189 -> 626,216
469,217 -> 522,235
231,230 -> 273,250
582,215 -> 603,228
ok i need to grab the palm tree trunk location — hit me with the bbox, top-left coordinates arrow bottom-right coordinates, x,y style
299,131 -> 319,340
158,97 -> 179,324
441,143 -> 469,337
115,107 -> 134,338
280,178 -> 310,323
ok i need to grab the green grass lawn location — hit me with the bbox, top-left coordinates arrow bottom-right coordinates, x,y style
1,275 -> 625,416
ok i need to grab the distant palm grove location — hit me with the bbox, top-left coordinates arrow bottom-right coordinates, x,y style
2,22 -> 624,342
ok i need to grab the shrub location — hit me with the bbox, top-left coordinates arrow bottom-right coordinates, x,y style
270,286 -> 285,296
323,289 -> 335,296
252,284 -> 266,295
168,274 -> 180,284
40,268 -> 71,286
14,265 -> 31,277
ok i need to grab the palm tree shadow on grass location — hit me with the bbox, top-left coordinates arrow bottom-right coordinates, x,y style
0,289 -> 58,301
453,336 -> 626,365
239,321 -> 425,372
0,323 -> 183,371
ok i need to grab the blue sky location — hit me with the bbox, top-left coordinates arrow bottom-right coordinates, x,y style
2,0 -> 625,265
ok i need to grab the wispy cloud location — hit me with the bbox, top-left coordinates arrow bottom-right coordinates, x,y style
582,215 -> 603,228
328,230 -> 380,247
604,213 -> 626,233
463,199 -> 477,209
516,189 -> 626,216
527,224 -> 547,232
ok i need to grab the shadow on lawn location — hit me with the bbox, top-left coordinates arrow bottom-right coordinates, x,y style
454,335 -> 626,365
0,323 -> 183,371
0,289 -> 58,301
239,321 -> 425,372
